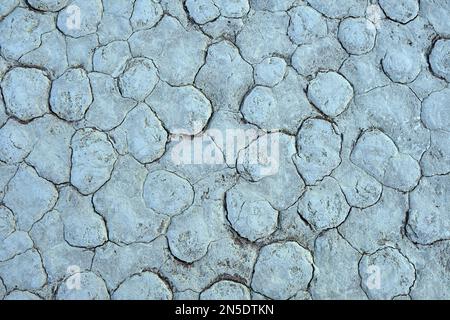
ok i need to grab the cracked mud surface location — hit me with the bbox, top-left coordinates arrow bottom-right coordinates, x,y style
0,0 -> 449,300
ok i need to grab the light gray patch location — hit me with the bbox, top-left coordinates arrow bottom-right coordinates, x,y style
1,68 -> 50,121
252,242 -> 313,300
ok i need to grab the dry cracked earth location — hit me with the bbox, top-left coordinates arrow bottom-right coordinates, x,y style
0,0 -> 449,300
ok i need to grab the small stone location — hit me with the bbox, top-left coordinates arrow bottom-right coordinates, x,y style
3,165 -> 58,231
118,58 -> 159,101
50,68 -> 92,121
55,186 -> 107,248
288,5 -> 327,45
146,82 -> 212,135
252,242 -> 313,300
143,170 -> 194,216
297,177 -> 350,231
57,0 -> 103,37
93,41 -> 131,78
200,280 -> 251,300
292,36 -> 348,77
71,128 -> 117,195
333,161 -> 382,208
407,175 -> 450,245
226,182 -> 279,241
338,18 -> 377,55
379,0 -> 419,24
166,206 -> 213,263
1,67 -> 50,121
0,249 -> 47,291
429,39 -> 450,82
112,272 -> 172,300
56,272 -> 109,300
186,0 -> 220,24
382,46 -> 421,83
254,57 -> 287,87
241,86 -> 277,128
110,104 -> 167,164
235,200 -> 278,239
131,0 -> 164,31
421,88 -> 450,131
26,115 -> 74,184
307,72 -> 353,117
294,119 -> 342,185
360,247 -> 416,300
